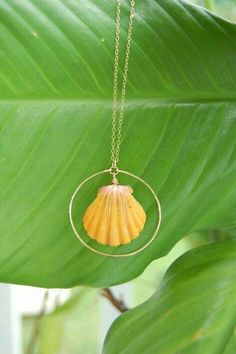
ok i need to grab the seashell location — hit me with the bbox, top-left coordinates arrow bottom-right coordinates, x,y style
83,184 -> 146,246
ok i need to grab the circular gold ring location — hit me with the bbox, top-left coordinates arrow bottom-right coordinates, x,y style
69,169 -> 161,257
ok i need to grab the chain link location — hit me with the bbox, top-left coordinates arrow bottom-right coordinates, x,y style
111,0 -> 135,166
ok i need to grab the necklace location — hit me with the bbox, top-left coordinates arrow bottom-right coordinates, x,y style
69,0 -> 161,257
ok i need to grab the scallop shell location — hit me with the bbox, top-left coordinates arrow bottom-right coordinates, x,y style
83,184 -> 146,246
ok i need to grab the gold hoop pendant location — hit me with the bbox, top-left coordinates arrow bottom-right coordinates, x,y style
69,169 -> 161,257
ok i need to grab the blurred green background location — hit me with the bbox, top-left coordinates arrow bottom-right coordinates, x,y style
189,0 -> 236,21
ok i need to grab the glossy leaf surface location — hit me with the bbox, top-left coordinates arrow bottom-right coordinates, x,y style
104,242 -> 236,354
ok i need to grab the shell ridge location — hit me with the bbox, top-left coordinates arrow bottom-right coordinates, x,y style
127,194 -> 146,229
123,194 -> 139,238
129,194 -> 146,219
115,190 -> 121,245
84,189 -> 109,230
83,198 -> 99,229
116,189 -> 125,246
106,186 -> 114,245
92,189 -> 112,242
83,195 -> 102,229
124,194 -> 145,238
120,191 -> 132,243
109,187 -> 121,246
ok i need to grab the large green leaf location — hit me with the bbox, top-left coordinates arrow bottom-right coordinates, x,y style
0,0 -> 235,287
104,241 -> 236,354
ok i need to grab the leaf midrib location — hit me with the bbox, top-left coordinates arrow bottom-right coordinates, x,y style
0,97 -> 236,104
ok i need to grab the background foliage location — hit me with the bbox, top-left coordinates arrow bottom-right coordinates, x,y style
104,241 -> 236,353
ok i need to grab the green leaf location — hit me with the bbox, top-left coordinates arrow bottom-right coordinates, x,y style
0,0 -> 235,287
103,241 -> 236,354
23,288 -> 100,354
223,331 -> 236,354
39,289 -> 100,354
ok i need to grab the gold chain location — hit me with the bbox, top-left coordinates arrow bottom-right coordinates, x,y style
111,0 -> 135,169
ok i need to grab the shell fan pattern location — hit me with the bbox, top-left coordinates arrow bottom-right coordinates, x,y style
83,184 -> 146,246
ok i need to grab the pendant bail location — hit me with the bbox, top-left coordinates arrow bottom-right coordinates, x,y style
112,175 -> 118,185
110,161 -> 119,184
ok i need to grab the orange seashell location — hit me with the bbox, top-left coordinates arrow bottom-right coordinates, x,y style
83,184 -> 146,246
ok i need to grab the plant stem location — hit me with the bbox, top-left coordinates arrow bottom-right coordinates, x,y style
101,288 -> 129,313
26,290 -> 49,354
